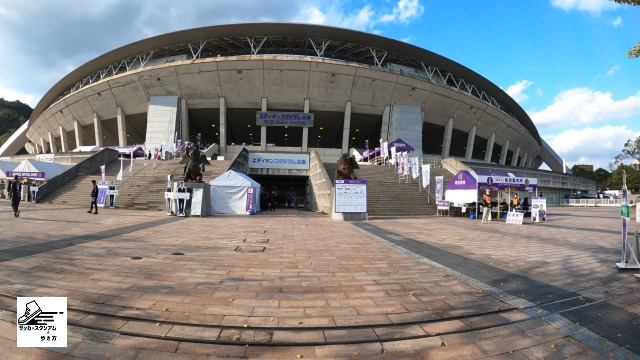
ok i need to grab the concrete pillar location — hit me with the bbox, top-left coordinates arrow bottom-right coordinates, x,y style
59,126 -> 67,152
500,140 -> 509,165
465,125 -> 476,162
116,106 -> 127,147
519,152 -> 528,167
93,112 -> 103,147
48,131 -> 57,153
527,157 -> 533,168
73,118 -> 83,148
511,146 -> 520,167
219,97 -> 226,155
380,105 -> 391,142
302,98 -> 310,152
442,118 -> 454,158
260,97 -> 267,151
180,97 -> 189,144
35,142 -> 40,154
40,137 -> 47,153
341,101 -> 351,153
484,132 -> 495,163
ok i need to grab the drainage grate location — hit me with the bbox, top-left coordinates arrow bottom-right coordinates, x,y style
131,256 -> 143,260
243,238 -> 270,243
172,252 -> 184,256
244,230 -> 267,234
234,246 -> 266,253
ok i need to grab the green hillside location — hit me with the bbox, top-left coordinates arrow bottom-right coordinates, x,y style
0,98 -> 32,148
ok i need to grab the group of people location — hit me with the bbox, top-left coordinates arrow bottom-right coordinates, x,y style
87,180 -> 119,214
481,189 -> 532,224
261,191 -> 278,211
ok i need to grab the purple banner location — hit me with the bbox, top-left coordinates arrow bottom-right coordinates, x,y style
246,187 -> 255,212
97,181 -> 109,208
6,171 -> 45,179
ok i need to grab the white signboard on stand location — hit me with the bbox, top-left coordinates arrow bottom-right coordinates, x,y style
191,189 -> 203,217
506,212 -> 524,225
335,179 -> 367,213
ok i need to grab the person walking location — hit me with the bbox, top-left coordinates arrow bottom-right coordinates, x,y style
481,188 -> 492,224
11,175 -> 21,218
88,179 -> 98,214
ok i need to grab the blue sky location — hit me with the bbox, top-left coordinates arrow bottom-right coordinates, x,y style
0,0 -> 638,170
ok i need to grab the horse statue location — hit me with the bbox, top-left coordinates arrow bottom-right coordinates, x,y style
335,153 -> 359,180
180,147 -> 210,182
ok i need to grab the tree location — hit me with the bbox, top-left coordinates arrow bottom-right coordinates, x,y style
611,135 -> 640,169
611,0 -> 640,58
609,164 -> 640,191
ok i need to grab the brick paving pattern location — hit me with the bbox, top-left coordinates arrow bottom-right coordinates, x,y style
0,201 -> 637,359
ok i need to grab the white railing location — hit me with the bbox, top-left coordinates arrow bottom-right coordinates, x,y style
561,198 -> 635,207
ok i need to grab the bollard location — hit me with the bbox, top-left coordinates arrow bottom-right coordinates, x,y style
634,231 -> 640,264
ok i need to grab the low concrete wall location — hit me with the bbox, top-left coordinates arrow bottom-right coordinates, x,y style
307,149 -> 333,214
38,148 -> 120,201
442,158 -> 471,174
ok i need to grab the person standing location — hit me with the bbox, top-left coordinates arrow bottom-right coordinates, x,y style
511,194 -> 519,211
481,188 -> 492,224
88,179 -> 98,214
177,181 -> 187,216
269,191 -> 276,211
286,193 -> 292,208
11,175 -> 21,218
31,180 -> 38,203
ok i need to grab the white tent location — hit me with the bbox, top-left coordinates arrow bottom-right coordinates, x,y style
11,159 -> 70,180
0,161 -> 21,179
209,170 -> 261,214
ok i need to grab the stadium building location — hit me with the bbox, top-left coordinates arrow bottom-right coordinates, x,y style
0,23 -> 594,208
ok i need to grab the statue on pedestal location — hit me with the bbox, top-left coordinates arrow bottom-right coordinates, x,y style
335,153 -> 359,180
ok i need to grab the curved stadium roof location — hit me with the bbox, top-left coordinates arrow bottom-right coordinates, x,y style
29,22 -> 540,145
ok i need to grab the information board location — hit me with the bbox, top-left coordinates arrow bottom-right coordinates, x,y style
506,212 -> 524,225
335,179 -> 367,213
190,189 -> 203,216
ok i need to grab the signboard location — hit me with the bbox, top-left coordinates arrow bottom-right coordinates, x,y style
437,200 -> 450,210
246,187 -> 255,213
249,153 -> 309,170
6,171 -> 45,179
97,181 -> 109,208
621,205 -> 631,219
476,172 -> 537,191
36,154 -> 54,163
190,189 -> 203,216
435,176 -> 444,201
256,111 -> 314,127
506,212 -> 524,225
532,197 -> 547,222
335,179 -> 367,213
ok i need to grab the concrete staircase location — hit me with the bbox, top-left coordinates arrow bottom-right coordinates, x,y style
324,162 -> 454,216
40,158 -> 232,211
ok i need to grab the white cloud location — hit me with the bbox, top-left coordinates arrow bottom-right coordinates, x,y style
606,65 -> 620,75
380,0 -> 424,23
505,80 -> 534,103
530,88 -> 640,128
613,16 -> 623,26
544,125 -> 640,169
550,0 -> 619,15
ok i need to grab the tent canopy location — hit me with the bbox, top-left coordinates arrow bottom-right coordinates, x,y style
388,138 -> 415,152
9,159 -> 70,180
209,170 -> 261,214
0,161 -> 22,179
444,170 -> 478,205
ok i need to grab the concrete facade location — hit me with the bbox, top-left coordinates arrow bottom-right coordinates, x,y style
9,23 -> 566,171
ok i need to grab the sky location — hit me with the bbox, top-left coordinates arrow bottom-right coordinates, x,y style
0,0 -> 638,170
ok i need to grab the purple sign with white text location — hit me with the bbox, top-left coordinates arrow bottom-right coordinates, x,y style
246,187 -> 255,213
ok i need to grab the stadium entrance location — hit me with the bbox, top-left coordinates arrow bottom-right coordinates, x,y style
249,174 -> 307,209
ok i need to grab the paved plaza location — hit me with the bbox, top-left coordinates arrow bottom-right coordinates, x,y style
0,201 -> 639,359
